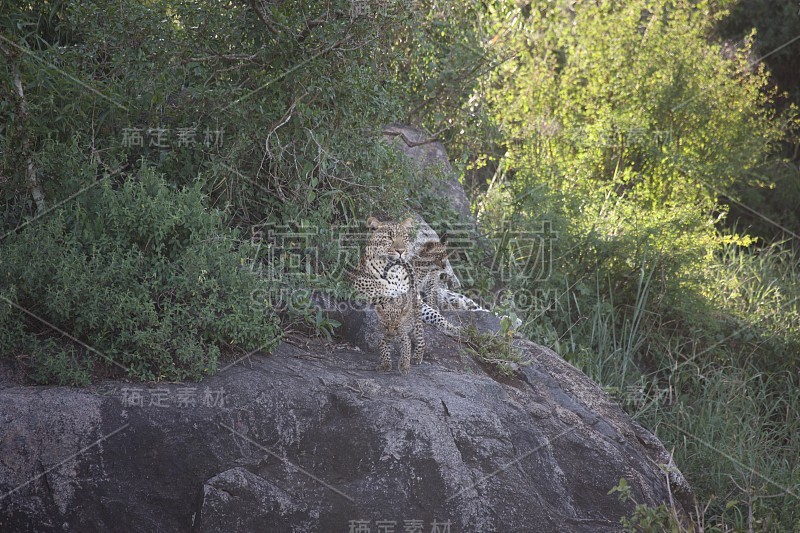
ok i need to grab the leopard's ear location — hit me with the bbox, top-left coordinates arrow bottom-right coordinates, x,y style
440,232 -> 449,245
400,217 -> 413,230
421,241 -> 436,253
374,304 -> 384,316
367,216 -> 380,230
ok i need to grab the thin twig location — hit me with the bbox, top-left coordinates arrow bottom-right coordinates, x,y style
249,0 -> 280,35
382,128 -> 445,148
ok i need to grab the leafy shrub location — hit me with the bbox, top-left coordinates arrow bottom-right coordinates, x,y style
0,166 -> 280,384
463,322 -> 529,377
465,1 -> 800,529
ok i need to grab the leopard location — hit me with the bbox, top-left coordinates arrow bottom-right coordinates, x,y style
374,259 -> 424,374
413,240 -> 486,314
374,239 -> 460,336
350,216 -> 472,348
350,216 -> 414,302
348,216 -> 424,371
412,241 -> 523,329
413,240 -> 449,307
369,232 -> 485,337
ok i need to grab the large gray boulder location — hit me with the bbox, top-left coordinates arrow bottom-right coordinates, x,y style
382,123 -> 472,222
0,313 -> 692,532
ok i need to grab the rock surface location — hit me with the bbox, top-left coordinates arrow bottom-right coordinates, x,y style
0,310 -> 692,532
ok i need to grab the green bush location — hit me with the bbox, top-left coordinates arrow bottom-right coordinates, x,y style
715,0 -> 800,242
464,1 -> 800,528
1,0 -> 466,383
0,166 -> 280,384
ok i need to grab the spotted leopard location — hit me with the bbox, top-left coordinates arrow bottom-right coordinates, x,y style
374,260 -> 424,374
413,240 -> 486,313
351,217 -> 465,342
414,242 -> 522,329
350,216 -> 414,302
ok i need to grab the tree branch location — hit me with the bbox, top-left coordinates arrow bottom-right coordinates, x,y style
249,0 -> 281,36
382,128 -> 446,148
4,42 -> 46,214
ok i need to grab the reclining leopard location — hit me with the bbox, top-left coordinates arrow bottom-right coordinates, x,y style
350,216 -> 414,300
413,241 -> 485,313
414,240 -> 522,329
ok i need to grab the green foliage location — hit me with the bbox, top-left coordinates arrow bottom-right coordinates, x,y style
718,0 -> 800,103
486,0 -> 788,207
282,290 -> 342,342
463,324 -> 530,377
470,0 -> 791,361
608,477 -> 634,503
621,503 -> 683,533
0,166 -> 279,384
0,0 -> 425,223
656,364 -> 800,530
464,1 -> 800,529
391,0 -> 486,123
609,477 -> 689,532
715,0 -> 800,242
518,238 -> 800,530
0,0 -> 463,383
703,241 -> 800,370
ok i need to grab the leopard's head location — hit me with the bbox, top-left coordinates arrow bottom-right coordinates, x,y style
417,240 -> 448,269
366,216 -> 414,262
375,301 -> 411,338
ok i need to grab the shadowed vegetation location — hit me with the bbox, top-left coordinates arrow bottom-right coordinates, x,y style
1,0 -> 798,529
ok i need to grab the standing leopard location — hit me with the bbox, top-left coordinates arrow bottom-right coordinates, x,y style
383,240 -> 462,336
374,259 -> 424,374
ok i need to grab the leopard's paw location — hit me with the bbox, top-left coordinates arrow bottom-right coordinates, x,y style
398,358 -> 410,375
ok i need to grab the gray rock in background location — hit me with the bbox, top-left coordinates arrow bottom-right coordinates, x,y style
382,123 -> 475,291
382,123 -> 473,223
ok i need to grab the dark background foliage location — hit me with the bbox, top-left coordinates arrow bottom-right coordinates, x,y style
1,0 -> 798,529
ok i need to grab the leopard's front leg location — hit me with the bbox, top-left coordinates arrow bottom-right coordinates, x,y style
377,338 -> 392,372
411,315 -> 425,365
399,334 -> 412,374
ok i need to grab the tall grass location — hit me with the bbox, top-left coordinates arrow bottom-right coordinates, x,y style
518,240 -> 800,530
